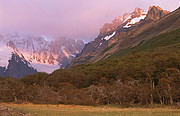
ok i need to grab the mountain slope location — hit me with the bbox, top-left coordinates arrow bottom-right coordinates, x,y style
0,53 -> 37,78
68,6 -> 180,68
0,33 -> 84,77
80,7 -> 146,56
67,27 -> 180,88
112,28 -> 180,57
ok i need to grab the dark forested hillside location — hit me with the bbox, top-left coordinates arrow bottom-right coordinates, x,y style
0,28 -> 180,107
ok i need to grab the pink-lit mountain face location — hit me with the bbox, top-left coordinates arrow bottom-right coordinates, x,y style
145,6 -> 170,20
0,33 -> 84,73
99,8 -> 146,38
0,6 -> 175,77
68,6 -> 180,68
122,7 -> 146,28
79,7 -> 147,56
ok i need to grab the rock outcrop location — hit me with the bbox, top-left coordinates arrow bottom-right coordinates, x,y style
145,6 -> 170,20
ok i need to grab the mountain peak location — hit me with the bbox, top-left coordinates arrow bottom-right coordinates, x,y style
122,7 -> 146,28
146,6 -> 170,20
134,7 -> 146,15
132,7 -> 146,18
99,16 -> 123,38
99,7 -> 147,38
148,6 -> 163,11
0,33 -> 85,74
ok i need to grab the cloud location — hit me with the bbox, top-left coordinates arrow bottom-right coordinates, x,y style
0,0 -> 179,41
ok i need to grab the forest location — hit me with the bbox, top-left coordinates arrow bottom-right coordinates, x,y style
0,29 -> 180,107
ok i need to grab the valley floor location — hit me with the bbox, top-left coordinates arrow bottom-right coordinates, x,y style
1,103 -> 180,116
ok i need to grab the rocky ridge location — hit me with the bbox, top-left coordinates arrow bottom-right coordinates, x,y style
68,6 -> 180,68
0,33 -> 84,77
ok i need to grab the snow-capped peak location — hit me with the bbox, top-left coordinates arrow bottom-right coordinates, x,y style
122,8 -> 147,28
0,33 -> 84,73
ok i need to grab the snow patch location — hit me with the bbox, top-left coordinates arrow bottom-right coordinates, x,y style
123,15 -> 146,28
0,44 -> 13,68
103,31 -> 116,41
83,40 -> 90,44
99,43 -> 102,46
70,54 -> 76,57
61,46 -> 70,58
42,35 -> 52,42
75,50 -> 79,54
122,15 -> 131,23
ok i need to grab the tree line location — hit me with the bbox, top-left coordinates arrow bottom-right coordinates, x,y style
0,49 -> 180,107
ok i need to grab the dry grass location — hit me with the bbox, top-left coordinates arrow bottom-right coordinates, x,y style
1,103 -> 180,116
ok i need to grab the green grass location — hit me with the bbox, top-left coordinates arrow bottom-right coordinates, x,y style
99,53 -> 111,61
112,28 -> 180,58
102,43 -> 117,55
74,55 -> 93,64
2,103 -> 180,116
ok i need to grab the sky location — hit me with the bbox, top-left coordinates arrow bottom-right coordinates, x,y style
0,0 -> 179,41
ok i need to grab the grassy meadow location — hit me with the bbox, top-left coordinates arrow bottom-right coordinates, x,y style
2,103 -> 180,116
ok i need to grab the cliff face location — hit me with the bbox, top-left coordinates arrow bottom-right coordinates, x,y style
0,33 -> 85,75
0,53 -> 37,78
99,16 -> 123,38
79,16 -> 124,56
79,7 -> 146,57
145,6 -> 170,20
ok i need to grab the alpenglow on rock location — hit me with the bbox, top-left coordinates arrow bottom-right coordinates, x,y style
78,7 -> 147,57
68,6 -> 178,68
145,6 -> 170,20
0,33 -> 84,76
